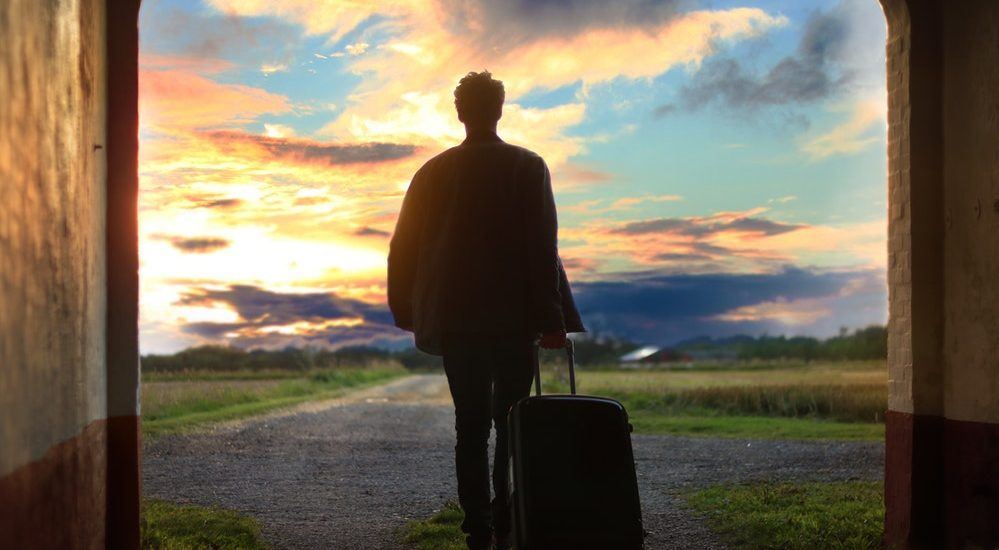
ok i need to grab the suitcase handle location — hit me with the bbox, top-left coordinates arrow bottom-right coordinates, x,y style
533,339 -> 576,396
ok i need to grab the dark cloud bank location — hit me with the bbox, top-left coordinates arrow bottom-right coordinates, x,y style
205,130 -> 418,166
442,0 -> 684,50
572,267 -> 886,345
656,5 -> 852,117
143,7 -> 298,60
179,285 -> 404,350
178,267 -> 885,350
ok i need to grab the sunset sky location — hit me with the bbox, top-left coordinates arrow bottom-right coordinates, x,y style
138,0 -> 889,353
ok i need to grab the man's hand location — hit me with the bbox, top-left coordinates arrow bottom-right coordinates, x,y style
538,329 -> 567,349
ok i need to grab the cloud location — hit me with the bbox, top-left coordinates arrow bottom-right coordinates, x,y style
437,0 -> 683,51
205,0 -> 413,42
165,236 -> 231,254
260,62 -> 289,74
610,213 -> 803,237
189,197 -> 243,209
165,269 -> 886,351
139,53 -> 233,74
176,285 -> 405,349
566,195 -> 682,215
243,2 -> 786,172
800,97 -> 885,159
653,0 -> 887,159
354,226 -> 391,238
559,207 -> 884,279
262,123 -> 296,138
140,69 -> 291,131
553,164 -> 617,191
142,6 -> 297,59
203,130 -> 420,166
660,7 -> 850,114
572,267 -> 886,344
345,42 -> 370,55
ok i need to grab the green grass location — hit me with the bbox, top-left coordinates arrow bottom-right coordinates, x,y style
630,411 -> 884,440
401,502 -> 466,550
539,361 -> 886,440
620,384 -> 886,423
684,481 -> 884,549
403,482 -> 886,550
142,367 -> 406,437
141,499 -> 267,549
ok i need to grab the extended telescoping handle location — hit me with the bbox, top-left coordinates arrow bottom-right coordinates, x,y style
533,339 -> 576,396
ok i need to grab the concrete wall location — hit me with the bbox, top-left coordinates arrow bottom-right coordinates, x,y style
939,3 -> 999,547
0,0 -> 110,547
940,2 -> 999,427
883,1 -> 999,547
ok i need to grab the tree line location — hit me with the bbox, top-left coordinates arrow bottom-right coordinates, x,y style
141,344 -> 440,373
673,325 -> 887,361
141,325 -> 886,372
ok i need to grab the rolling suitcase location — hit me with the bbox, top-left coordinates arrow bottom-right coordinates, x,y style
507,340 -> 644,549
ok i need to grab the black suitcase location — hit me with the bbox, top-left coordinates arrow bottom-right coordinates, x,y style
507,340 -> 644,549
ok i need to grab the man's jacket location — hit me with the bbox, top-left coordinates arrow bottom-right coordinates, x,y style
388,135 -> 585,355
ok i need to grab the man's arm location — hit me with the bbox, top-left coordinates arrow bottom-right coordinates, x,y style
387,170 -> 424,331
523,155 -> 566,345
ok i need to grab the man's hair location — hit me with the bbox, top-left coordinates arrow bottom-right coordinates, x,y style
453,70 -> 504,125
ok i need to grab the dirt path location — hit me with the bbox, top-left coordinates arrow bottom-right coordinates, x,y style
143,374 -> 884,550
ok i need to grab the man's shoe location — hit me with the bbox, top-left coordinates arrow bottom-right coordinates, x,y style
492,533 -> 511,550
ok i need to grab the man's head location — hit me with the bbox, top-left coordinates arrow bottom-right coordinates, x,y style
453,70 -> 504,127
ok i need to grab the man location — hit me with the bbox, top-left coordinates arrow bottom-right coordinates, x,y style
388,70 -> 584,550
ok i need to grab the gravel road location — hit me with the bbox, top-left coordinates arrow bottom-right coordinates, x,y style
143,374 -> 884,550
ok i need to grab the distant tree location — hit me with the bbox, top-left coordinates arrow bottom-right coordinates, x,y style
332,345 -> 391,366
140,324 -> 887,374
142,345 -> 247,372
678,325 -> 887,361
393,348 -> 442,370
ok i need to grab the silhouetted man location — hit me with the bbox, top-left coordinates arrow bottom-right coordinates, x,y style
388,71 -> 584,550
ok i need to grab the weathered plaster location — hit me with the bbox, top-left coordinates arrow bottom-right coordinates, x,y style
0,0 -> 107,476
940,1 -> 999,424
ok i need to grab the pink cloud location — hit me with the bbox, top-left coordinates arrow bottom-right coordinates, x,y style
140,69 -> 291,131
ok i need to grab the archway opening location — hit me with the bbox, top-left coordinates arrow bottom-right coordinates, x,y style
135,0 -> 892,547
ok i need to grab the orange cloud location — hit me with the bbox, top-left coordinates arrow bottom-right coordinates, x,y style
202,130 -> 420,167
710,268 -> 886,325
801,96 -> 887,159
712,296 -> 831,324
559,207 -> 883,279
212,2 -> 787,174
140,68 -> 291,131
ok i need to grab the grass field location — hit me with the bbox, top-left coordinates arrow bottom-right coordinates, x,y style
683,481 -> 884,549
540,360 -> 886,440
401,482 -> 885,550
141,500 -> 268,549
142,366 -> 406,437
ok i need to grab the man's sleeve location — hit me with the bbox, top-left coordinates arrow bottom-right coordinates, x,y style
387,169 -> 423,331
524,155 -> 566,333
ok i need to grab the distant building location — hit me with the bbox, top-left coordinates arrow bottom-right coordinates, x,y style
619,346 -> 691,367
